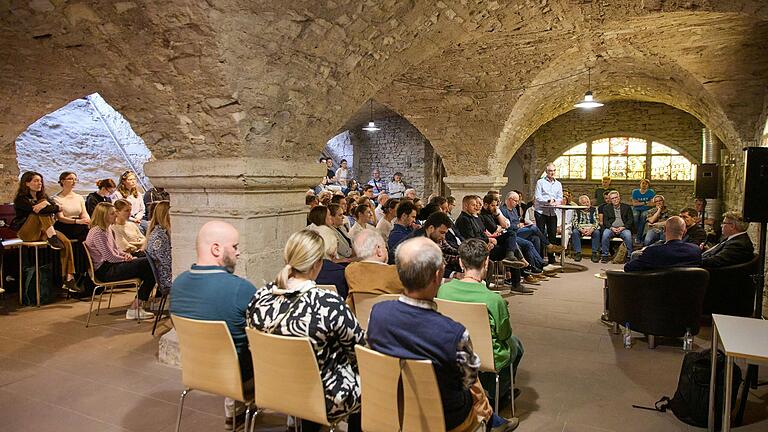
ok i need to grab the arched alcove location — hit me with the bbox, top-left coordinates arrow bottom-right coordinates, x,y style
15,93 -> 153,193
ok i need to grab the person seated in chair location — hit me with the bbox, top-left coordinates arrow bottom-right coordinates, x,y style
145,201 -> 172,297
701,211 -> 754,268
386,200 -> 418,261
624,216 -> 702,272
407,211 -> 462,279
642,195 -> 669,246
367,237 -> 519,432
598,191 -> 635,263
679,208 -> 707,247
570,195 -> 601,262
437,238 -> 524,412
344,229 -> 405,312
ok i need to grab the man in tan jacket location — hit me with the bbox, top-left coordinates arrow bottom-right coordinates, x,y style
344,228 -> 405,312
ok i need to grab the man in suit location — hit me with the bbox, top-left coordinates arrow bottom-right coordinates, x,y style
702,211 -> 754,268
624,216 -> 702,272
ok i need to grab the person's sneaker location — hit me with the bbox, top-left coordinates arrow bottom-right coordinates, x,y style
546,244 -> 564,254
126,307 -> 154,320
542,264 -> 560,272
489,416 -> 520,431
225,412 -> 247,430
47,236 -> 64,250
523,275 -> 540,285
600,255 -> 611,263
64,278 -> 83,293
510,285 -> 535,295
591,252 -> 600,263
573,252 -> 582,262
501,257 -> 527,269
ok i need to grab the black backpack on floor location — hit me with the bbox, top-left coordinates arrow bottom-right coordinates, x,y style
640,349 -> 742,429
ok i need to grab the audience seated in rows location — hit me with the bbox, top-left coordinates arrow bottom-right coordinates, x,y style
407,211 -> 462,278
145,201 -> 172,296
110,170 -> 147,233
12,171 -> 77,290
642,194 -> 669,246
85,202 -> 156,320
569,195 -> 600,262
367,237 -> 519,432
456,195 -> 525,272
502,191 -> 560,262
344,229 -> 404,312
598,190 -> 635,263
247,230 -> 364,432
701,211 -> 754,268
624,216 -> 702,272
85,178 -> 116,216
169,221 -> 257,427
438,238 -> 524,411
112,199 -> 147,254
53,171 -> 91,242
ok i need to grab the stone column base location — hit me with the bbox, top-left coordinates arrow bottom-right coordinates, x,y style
144,157 -> 322,284
444,175 -> 508,217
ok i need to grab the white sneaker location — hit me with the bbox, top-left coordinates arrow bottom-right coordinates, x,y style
126,307 -> 154,320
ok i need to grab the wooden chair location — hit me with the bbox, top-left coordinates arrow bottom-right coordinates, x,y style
350,292 -> 400,330
82,244 -> 142,327
435,298 -> 515,416
172,315 -> 255,432
245,328 -> 354,431
355,345 -> 484,432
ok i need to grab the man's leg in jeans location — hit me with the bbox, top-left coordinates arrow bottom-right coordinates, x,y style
619,229 -> 634,254
601,229 -> 613,257
571,229 -> 582,254
517,237 -> 544,270
543,214 -> 558,264
591,233 -> 601,256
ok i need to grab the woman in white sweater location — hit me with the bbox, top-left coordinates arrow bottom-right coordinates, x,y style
112,199 -> 146,254
53,171 -> 91,242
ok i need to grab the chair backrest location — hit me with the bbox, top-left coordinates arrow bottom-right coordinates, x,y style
316,284 -> 337,294
245,327 -> 329,426
171,315 -> 246,401
143,249 -> 161,292
355,345 -> 402,432
81,243 -> 98,283
606,267 -> 709,336
352,293 -> 400,330
401,356 -> 446,432
705,254 -> 760,317
434,298 -> 496,373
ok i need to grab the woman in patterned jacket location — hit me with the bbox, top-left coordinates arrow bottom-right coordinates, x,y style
247,229 -> 364,432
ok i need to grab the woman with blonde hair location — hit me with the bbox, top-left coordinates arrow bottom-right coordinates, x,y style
111,171 -> 147,232
112,199 -> 146,253
146,201 -> 172,295
247,229 -> 363,432
84,202 -> 156,320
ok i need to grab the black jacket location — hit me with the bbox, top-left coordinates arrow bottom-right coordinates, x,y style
600,203 -> 635,233
684,223 -> 707,246
702,232 -> 754,268
455,211 -> 488,243
12,194 -> 58,231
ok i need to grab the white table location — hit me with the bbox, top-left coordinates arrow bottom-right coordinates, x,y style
708,314 -> 768,431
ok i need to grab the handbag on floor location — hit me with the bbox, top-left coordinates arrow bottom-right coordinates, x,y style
612,243 -> 627,264
634,349 -> 742,429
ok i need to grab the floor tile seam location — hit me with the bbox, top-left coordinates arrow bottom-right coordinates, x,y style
0,387 -> 133,431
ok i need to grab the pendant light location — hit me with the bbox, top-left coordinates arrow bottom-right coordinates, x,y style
574,68 -> 604,109
361,100 -> 380,131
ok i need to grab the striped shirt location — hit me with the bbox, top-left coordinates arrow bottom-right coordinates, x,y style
85,226 -> 131,270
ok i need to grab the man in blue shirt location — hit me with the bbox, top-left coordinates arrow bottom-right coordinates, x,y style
387,200 -> 418,262
534,163 -> 563,264
170,221 -> 257,429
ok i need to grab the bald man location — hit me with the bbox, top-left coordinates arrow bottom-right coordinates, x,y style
624,216 -> 702,272
170,221 -> 257,428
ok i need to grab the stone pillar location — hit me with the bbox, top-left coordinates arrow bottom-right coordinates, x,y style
443,175 -> 508,218
144,158 -> 322,285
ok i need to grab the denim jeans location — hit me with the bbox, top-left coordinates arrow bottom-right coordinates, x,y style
571,228 -> 601,254
601,228 -> 633,256
632,208 -> 650,242
517,236 -> 545,269
643,228 -> 665,246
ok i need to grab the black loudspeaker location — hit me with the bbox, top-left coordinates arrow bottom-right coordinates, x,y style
743,147 -> 768,222
694,163 -> 719,199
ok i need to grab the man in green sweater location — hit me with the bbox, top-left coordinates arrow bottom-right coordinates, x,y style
437,238 -> 524,408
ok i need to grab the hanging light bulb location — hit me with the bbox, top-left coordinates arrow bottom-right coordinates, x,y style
574,68 -> 604,109
361,100 -> 380,131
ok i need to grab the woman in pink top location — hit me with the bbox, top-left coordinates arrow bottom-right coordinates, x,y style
84,202 -> 156,320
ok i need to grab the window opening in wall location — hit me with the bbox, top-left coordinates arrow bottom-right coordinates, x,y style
550,136 -> 694,181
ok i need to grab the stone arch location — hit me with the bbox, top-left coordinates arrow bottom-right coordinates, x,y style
14,93 -> 154,194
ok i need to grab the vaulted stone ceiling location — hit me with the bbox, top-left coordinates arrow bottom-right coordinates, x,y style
2,0 -> 767,179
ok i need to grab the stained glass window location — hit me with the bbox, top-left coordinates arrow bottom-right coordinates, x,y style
554,137 -> 693,182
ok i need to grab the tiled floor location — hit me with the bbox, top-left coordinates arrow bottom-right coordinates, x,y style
1,259 -> 766,431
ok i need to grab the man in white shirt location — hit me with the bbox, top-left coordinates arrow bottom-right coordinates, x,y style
374,192 -> 389,222
534,163 -> 563,264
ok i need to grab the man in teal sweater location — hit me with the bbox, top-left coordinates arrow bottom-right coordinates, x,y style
437,238 -> 524,408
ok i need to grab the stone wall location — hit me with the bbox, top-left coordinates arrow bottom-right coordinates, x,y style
352,115 -> 438,198
504,101 -> 705,210
12,93 -> 153,199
